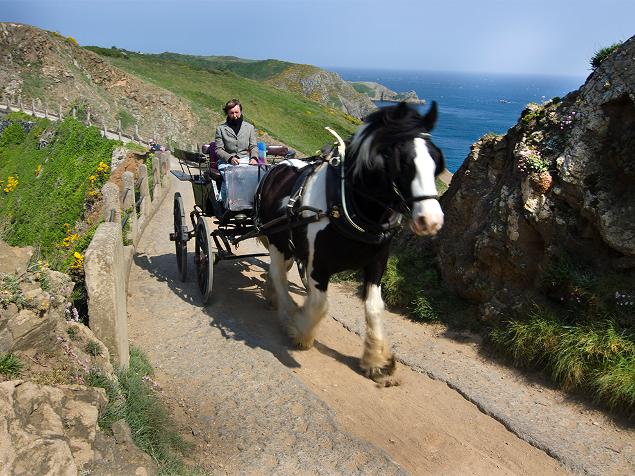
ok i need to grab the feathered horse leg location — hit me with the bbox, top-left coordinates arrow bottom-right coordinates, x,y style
360,251 -> 399,386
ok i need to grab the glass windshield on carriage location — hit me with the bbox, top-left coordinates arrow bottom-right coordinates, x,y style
220,165 -> 268,211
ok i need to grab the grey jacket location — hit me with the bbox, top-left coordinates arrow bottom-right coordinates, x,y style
214,120 -> 258,163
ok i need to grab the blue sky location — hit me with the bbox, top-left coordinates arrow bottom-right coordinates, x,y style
2,0 -> 633,78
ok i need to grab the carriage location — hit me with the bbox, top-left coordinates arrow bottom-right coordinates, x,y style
169,143 -> 297,303
168,103 -> 445,385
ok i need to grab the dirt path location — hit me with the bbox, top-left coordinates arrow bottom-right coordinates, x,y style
126,168 -> 632,475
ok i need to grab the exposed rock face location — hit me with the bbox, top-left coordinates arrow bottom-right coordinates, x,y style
0,241 -> 157,473
350,81 -> 425,104
437,36 -> 635,316
0,380 -> 106,474
0,22 -> 199,144
0,380 -> 156,475
267,64 -> 376,118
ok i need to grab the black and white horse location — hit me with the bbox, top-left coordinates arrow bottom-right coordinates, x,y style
256,102 -> 444,385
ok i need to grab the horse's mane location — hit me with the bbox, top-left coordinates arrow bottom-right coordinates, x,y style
347,102 -> 435,178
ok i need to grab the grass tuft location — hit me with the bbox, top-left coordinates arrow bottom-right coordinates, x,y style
0,353 -> 23,377
590,42 -> 622,69
86,346 -> 190,474
490,307 -> 635,413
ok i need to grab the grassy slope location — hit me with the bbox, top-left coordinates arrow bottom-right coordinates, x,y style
0,115 -> 117,268
87,51 -> 359,154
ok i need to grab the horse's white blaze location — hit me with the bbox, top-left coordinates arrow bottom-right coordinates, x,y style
411,137 -> 444,236
364,283 -> 385,341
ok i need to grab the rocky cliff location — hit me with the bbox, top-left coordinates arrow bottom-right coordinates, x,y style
266,64 -> 377,118
0,241 -> 156,474
0,22 -> 201,144
351,81 -> 424,104
437,36 -> 635,318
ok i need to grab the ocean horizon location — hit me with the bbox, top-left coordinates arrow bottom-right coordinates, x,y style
330,68 -> 586,172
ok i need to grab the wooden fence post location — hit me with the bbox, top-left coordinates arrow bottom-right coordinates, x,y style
18,96 -> 23,112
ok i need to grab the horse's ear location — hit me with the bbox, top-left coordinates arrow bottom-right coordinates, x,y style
421,101 -> 438,131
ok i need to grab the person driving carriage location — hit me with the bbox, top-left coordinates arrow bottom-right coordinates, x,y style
214,99 -> 259,166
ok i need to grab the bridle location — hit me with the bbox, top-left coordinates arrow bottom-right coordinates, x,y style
343,132 -> 439,219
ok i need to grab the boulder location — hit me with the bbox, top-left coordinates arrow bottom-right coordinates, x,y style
437,36 -> 635,314
0,241 -> 33,276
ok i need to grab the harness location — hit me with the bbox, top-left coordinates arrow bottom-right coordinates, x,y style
246,134 -> 439,247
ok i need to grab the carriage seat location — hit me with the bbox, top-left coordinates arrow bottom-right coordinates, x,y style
201,142 -> 295,179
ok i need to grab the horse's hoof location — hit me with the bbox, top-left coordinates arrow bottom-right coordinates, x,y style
292,335 -> 315,350
361,355 -> 398,385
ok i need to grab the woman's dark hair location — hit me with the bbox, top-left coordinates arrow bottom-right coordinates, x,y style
223,99 -> 242,114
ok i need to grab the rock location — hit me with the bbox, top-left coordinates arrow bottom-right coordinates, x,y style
7,308 -> 55,351
0,380 -> 107,474
112,419 -> 134,445
43,270 -> 75,299
0,241 -> 33,275
111,147 -> 129,172
438,35 -> 635,314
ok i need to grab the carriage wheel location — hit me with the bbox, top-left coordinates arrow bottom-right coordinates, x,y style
173,192 -> 188,282
195,216 -> 215,303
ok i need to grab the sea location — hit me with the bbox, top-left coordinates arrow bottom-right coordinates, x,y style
331,68 -> 586,173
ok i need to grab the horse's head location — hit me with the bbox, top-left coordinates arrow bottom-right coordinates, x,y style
348,101 -> 445,236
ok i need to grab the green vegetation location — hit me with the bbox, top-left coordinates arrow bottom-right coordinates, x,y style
521,103 -> 544,124
0,353 -> 23,377
490,251 -> 635,414
86,49 -> 359,154
116,109 -> 136,131
0,274 -> 26,307
380,247 -> 470,326
67,326 -> 80,341
490,309 -> 635,412
86,347 -> 191,474
590,42 -> 622,69
84,45 -> 129,59
85,340 -> 103,357
351,82 -> 375,97
0,116 -> 118,269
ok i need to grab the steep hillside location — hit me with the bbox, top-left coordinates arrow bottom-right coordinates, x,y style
87,49 -> 376,118
265,63 -> 376,117
0,23 -> 361,154
0,22 -> 199,145
85,50 -> 361,154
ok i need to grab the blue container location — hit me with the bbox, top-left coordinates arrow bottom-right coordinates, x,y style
257,141 -> 267,164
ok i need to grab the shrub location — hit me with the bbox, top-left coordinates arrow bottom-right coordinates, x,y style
85,340 -> 102,357
590,42 -> 622,69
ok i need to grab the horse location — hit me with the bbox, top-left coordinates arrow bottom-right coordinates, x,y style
255,101 -> 445,385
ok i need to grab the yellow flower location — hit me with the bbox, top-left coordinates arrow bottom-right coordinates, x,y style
70,251 -> 84,271
3,175 -> 18,193
88,175 -> 97,184
96,161 -> 110,174
35,164 -> 42,176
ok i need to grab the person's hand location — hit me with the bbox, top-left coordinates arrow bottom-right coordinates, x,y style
249,158 -> 258,165
230,156 -> 240,165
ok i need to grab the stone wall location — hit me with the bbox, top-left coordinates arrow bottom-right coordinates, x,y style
84,151 -> 172,368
